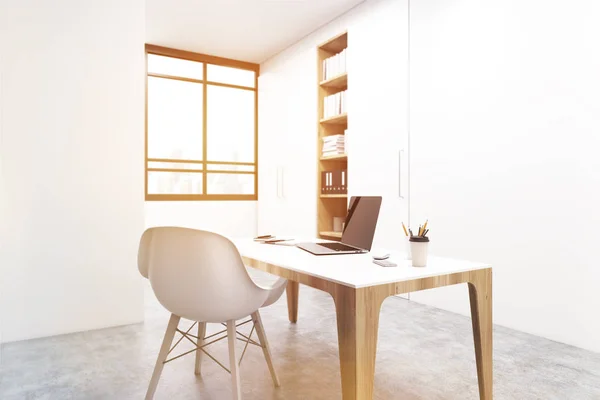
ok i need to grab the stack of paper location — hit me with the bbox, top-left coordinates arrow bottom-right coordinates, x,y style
323,90 -> 347,119
322,134 -> 346,158
322,49 -> 347,81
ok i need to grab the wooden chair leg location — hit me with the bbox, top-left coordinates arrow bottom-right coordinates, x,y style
195,322 -> 207,375
146,314 -> 180,400
227,320 -> 242,400
252,311 -> 280,387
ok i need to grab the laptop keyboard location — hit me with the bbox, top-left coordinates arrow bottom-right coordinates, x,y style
319,242 -> 359,252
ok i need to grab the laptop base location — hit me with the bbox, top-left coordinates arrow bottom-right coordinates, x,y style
296,242 -> 366,256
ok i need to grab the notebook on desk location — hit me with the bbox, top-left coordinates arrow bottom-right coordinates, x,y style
296,196 -> 382,255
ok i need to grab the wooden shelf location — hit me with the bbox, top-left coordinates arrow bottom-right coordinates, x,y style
318,31 -> 348,54
320,231 -> 343,239
320,113 -> 347,125
317,31 -> 349,241
320,153 -> 347,161
320,73 -> 347,90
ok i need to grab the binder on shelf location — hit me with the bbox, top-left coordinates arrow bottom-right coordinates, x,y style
321,170 -> 348,194
321,171 -> 329,194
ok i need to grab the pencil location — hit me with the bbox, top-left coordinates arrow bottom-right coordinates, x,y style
418,225 -> 423,236
423,219 -> 428,231
402,222 -> 409,237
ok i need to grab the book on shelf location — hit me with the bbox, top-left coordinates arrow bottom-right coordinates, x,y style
323,149 -> 345,154
322,134 -> 345,156
322,134 -> 344,142
322,146 -> 345,152
323,147 -> 345,153
323,90 -> 348,119
323,140 -> 344,147
323,147 -> 345,155
322,48 -> 347,81
322,152 -> 346,158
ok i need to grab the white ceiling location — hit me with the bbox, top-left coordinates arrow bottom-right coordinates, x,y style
146,0 -> 364,64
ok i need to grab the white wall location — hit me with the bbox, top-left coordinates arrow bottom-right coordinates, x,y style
0,0 -> 146,342
145,202 -> 257,238
409,0 -> 600,353
260,0 -> 600,353
346,0 -> 409,251
257,38 -> 319,238
0,53 -> 5,353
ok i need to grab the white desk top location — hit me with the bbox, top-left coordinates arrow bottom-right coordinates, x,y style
234,239 -> 489,289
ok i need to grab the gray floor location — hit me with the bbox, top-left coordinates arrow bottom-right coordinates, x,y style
1,270 -> 599,400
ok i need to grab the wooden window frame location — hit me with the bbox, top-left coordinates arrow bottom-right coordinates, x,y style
145,44 -> 260,201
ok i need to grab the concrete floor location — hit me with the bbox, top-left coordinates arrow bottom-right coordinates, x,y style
1,270 -> 599,400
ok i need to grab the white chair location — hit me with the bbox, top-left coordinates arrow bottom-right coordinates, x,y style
138,227 -> 287,400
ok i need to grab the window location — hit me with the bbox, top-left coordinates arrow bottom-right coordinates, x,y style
145,45 -> 259,200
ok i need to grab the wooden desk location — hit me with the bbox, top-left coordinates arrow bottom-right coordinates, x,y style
236,240 -> 492,400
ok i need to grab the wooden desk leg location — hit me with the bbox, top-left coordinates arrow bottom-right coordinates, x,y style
332,286 -> 383,400
468,269 -> 493,400
286,281 -> 299,323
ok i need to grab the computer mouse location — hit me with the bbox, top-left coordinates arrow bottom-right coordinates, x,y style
371,253 -> 390,260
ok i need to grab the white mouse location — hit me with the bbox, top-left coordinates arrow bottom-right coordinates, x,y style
371,252 -> 390,260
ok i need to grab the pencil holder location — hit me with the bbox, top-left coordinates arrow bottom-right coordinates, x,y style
409,236 -> 430,267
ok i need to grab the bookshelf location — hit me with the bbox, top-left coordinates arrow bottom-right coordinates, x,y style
320,153 -> 347,161
320,73 -> 348,89
317,31 -> 348,239
319,31 -> 347,53
320,113 -> 348,125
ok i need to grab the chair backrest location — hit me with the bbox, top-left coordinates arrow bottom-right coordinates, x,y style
138,227 -> 268,322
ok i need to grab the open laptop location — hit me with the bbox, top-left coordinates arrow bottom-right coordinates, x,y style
296,196 -> 382,255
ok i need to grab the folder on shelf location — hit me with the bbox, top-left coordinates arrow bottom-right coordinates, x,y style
321,170 -> 348,194
321,171 -> 330,194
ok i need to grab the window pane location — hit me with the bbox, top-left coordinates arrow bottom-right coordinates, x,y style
207,64 -> 255,88
147,54 -> 203,80
148,77 -> 203,160
207,173 -> 254,195
148,171 -> 203,195
207,164 -> 254,172
148,161 -> 203,171
207,86 -> 255,163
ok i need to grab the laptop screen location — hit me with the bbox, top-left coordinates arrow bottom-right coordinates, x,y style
340,196 -> 382,251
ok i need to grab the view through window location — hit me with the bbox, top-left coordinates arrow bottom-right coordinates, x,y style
145,45 -> 259,200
